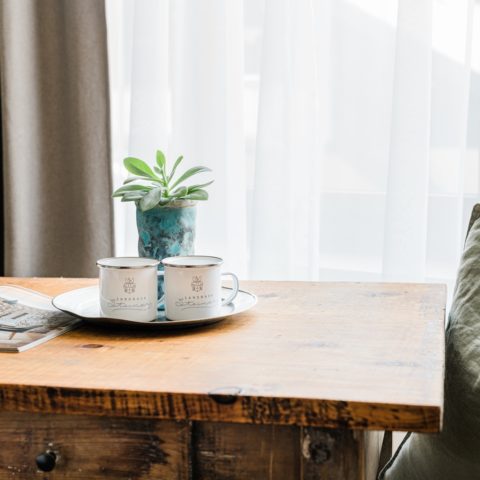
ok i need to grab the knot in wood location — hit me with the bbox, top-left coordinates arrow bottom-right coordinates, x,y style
309,442 -> 331,464
208,387 -> 242,405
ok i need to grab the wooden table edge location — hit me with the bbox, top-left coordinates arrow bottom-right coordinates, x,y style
0,383 -> 442,432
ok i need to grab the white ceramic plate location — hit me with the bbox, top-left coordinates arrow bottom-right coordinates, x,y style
52,286 -> 257,329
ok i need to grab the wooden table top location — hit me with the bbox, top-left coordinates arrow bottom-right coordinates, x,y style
0,278 -> 445,432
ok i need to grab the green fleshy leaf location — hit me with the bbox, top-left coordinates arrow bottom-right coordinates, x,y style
156,150 -> 168,184
182,189 -> 208,201
156,150 -> 166,169
153,166 -> 167,186
169,186 -> 188,199
120,191 -> 147,202
112,184 -> 151,197
167,155 -> 184,183
123,176 -> 152,184
187,180 -> 214,193
139,187 -> 163,211
170,166 -> 211,190
124,157 -> 157,179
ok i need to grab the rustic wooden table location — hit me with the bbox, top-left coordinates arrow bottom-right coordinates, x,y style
0,278 -> 445,480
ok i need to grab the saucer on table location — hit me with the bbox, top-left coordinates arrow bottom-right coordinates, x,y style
52,286 -> 256,329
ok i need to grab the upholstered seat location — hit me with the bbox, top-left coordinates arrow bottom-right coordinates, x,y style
379,204 -> 480,479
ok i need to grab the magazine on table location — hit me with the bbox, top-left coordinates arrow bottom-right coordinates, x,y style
0,285 -> 80,353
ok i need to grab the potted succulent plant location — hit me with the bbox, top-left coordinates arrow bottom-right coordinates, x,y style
112,150 -> 213,297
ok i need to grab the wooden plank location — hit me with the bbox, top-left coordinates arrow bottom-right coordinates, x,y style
0,384 -> 440,431
0,411 -> 190,479
301,427 -> 360,480
0,278 -> 445,431
193,422 -> 300,479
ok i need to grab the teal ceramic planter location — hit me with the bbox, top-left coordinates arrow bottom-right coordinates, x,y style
136,201 -> 196,298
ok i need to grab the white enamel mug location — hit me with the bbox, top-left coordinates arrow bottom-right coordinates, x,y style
97,257 -> 160,321
161,255 -> 239,321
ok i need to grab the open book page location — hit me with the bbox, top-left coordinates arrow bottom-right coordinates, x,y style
0,285 -> 80,352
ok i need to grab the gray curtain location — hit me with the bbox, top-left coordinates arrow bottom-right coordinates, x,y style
0,0 -> 113,277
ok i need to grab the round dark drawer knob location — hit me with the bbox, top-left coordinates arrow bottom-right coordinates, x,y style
36,451 -> 56,472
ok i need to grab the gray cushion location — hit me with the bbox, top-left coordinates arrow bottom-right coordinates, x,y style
379,204 -> 480,479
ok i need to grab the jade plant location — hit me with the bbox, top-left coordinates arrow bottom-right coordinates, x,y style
112,150 -> 213,211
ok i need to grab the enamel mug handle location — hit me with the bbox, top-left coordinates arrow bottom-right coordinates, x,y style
221,272 -> 239,306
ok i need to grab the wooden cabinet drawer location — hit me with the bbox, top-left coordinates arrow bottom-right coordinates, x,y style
0,412 -> 190,479
0,411 -> 377,479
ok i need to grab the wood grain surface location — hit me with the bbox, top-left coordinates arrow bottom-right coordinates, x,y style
193,422 -> 300,479
0,278 -> 445,432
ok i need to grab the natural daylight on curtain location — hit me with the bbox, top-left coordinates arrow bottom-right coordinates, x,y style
106,0 -> 480,304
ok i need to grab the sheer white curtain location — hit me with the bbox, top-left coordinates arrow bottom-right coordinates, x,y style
107,0 -> 480,296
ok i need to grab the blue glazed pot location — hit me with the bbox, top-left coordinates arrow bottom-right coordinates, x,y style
136,201 -> 196,298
